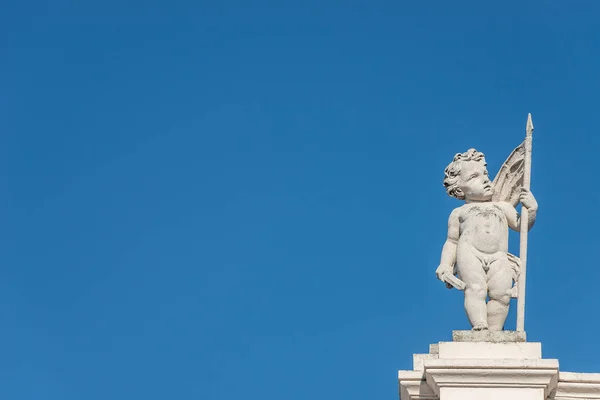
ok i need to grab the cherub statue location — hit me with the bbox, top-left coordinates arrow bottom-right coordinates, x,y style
435,147 -> 538,331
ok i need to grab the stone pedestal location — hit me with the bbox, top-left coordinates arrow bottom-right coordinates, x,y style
398,331 -> 600,400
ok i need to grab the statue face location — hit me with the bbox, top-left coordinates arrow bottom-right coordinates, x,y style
458,161 -> 493,201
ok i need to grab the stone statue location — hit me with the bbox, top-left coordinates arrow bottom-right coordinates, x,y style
435,115 -> 537,331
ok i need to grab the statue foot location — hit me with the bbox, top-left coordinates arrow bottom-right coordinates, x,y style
472,324 -> 488,331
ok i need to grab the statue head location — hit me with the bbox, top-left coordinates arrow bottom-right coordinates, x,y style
443,149 -> 493,201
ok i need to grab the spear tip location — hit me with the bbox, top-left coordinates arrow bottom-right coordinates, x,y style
526,113 -> 534,136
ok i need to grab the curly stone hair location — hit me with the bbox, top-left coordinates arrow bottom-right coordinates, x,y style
443,148 -> 486,199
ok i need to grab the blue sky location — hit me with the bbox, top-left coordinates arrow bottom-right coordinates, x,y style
2,1 -> 600,399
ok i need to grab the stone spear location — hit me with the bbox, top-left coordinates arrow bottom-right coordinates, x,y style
516,113 -> 534,332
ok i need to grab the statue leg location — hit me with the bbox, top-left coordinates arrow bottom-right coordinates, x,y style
486,258 -> 513,331
456,252 -> 487,330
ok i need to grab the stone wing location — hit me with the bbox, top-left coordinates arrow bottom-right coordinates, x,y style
491,142 -> 525,207
508,252 -> 521,298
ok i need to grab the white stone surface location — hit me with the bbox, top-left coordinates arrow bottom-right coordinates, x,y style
437,341 -> 541,359
551,372 -> 600,399
413,353 -> 437,371
400,357 -> 559,400
452,329 -> 526,342
398,338 -> 564,400
424,357 -> 559,392
398,370 -> 436,400
399,338 -> 600,400
441,387 -> 544,400
429,344 -> 439,355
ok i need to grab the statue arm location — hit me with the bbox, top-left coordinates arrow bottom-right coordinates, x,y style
519,188 -> 538,230
519,208 -> 538,231
436,209 -> 460,280
501,202 -> 520,231
501,193 -> 538,232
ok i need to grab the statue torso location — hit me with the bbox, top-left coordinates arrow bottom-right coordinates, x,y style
458,202 -> 509,254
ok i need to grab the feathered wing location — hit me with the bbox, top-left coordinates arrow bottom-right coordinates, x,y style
491,142 -> 525,206
492,143 -> 526,298
508,252 -> 521,298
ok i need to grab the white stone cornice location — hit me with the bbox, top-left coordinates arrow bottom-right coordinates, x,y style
398,370 -> 437,400
551,372 -> 600,399
423,358 -> 559,398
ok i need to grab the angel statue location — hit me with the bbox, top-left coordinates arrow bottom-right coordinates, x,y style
435,142 -> 537,332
